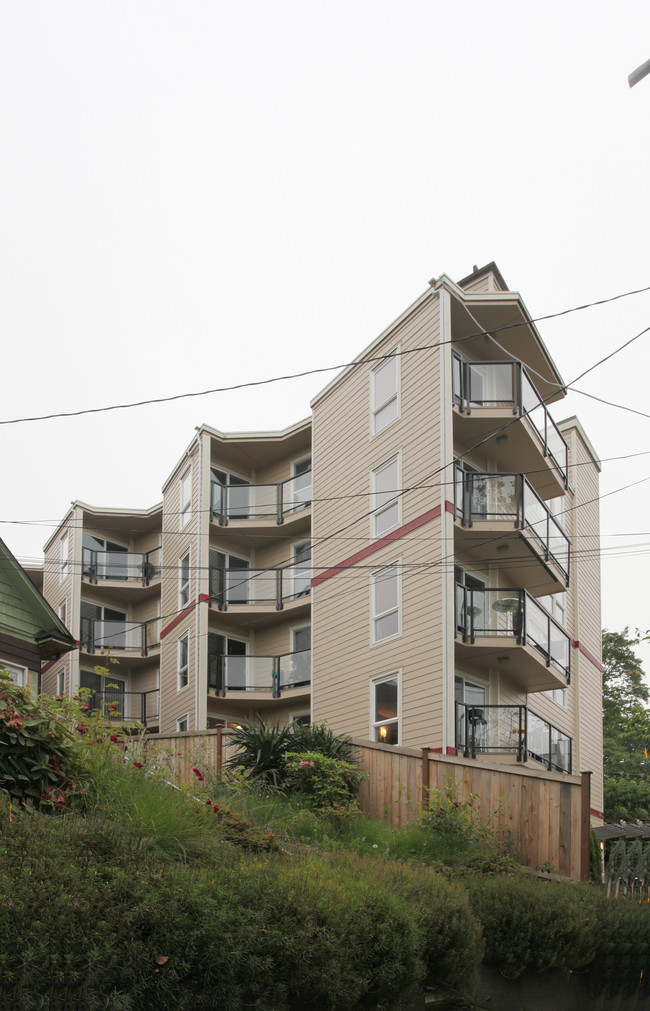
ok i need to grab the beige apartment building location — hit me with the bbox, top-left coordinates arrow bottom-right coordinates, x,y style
40,262 -> 604,820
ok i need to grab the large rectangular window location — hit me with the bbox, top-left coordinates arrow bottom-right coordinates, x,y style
372,455 -> 400,537
56,669 -> 65,696
371,672 -> 400,745
371,564 -> 400,643
179,550 -> 191,609
371,353 -> 399,435
180,467 -> 192,529
0,660 -> 26,687
178,632 -> 189,691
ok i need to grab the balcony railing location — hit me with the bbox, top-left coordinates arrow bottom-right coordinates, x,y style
84,687 -> 160,723
208,648 -> 311,697
82,546 -> 161,585
210,471 -> 312,525
452,356 -> 568,486
455,702 -> 572,774
209,564 -> 311,610
455,584 -> 571,681
80,617 -> 161,655
454,466 -> 570,581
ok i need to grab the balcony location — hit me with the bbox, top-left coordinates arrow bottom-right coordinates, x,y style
84,687 -> 160,726
208,648 -> 311,697
80,617 -> 161,658
82,546 -> 161,591
208,564 -> 311,625
453,466 -> 570,593
455,702 -> 572,774
452,357 -> 568,498
455,584 -> 570,691
210,472 -> 311,529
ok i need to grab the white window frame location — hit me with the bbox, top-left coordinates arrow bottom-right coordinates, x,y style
371,453 -> 401,538
180,466 -> 192,530
176,714 -> 189,733
370,670 -> 401,745
59,531 -> 69,583
371,349 -> 400,437
58,599 -> 67,628
56,668 -> 65,696
371,562 -> 401,644
291,540 -> 312,598
177,632 -> 189,692
0,659 -> 26,687
544,687 -> 568,708
179,550 -> 191,609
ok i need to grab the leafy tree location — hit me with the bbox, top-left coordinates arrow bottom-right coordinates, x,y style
602,628 -> 650,822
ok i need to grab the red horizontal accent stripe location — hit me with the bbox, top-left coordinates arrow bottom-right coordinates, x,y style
590,807 -> 605,820
160,602 -> 196,640
311,504 -> 445,588
445,499 -> 455,514
430,747 -> 443,754
198,593 -> 210,604
572,641 -> 603,672
41,659 -> 57,675
446,746 -> 457,756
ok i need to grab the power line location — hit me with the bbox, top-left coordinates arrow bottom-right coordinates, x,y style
2,282 -> 649,427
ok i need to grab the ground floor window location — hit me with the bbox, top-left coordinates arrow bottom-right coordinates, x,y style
371,672 -> 400,745
0,660 -> 26,687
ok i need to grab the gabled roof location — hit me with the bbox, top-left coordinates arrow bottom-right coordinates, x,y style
0,537 -> 77,660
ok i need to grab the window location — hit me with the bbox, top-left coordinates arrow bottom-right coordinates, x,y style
177,715 -> 189,733
290,457 -> 312,510
291,541 -> 312,598
58,600 -> 67,628
371,564 -> 400,643
179,551 -> 191,608
60,532 -> 69,583
371,352 -> 399,435
56,669 -> 65,696
210,467 -> 250,520
545,687 -> 568,707
0,660 -> 26,687
372,455 -> 400,537
178,632 -> 189,691
371,673 -> 400,745
180,467 -> 192,529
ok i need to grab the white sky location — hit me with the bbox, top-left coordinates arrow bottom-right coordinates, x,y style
1,2 -> 649,671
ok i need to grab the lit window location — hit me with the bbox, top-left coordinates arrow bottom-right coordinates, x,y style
60,532 -> 69,583
371,353 -> 399,435
179,551 -> 191,608
371,564 -> 400,643
372,455 -> 400,537
180,467 -> 192,529
178,632 -> 189,691
371,673 -> 400,745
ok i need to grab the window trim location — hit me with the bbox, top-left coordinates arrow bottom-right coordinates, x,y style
56,668 -> 65,696
180,466 -> 192,530
371,453 -> 401,538
177,632 -> 189,692
0,658 -> 27,688
179,549 -> 191,609
176,714 -> 189,733
370,670 -> 401,745
370,347 -> 400,438
370,562 -> 401,645
58,599 -> 67,628
59,531 -> 69,583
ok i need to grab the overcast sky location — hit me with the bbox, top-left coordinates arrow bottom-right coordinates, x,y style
1,2 -> 649,670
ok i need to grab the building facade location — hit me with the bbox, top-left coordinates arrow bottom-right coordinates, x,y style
39,263 -> 604,818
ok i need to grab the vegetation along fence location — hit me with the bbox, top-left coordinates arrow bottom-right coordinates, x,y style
144,730 -> 590,882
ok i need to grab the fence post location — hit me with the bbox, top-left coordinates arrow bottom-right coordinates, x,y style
580,770 -> 592,882
421,748 -> 430,812
216,726 -> 223,778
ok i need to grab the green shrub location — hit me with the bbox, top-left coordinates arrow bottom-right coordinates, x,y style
0,669 -> 84,809
289,720 -> 357,762
223,717 -> 294,786
284,751 -> 364,816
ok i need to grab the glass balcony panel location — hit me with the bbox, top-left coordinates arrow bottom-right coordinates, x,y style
284,471 -> 312,512
546,418 -> 568,478
520,370 -> 539,416
522,481 -> 548,545
471,473 -> 517,520
467,362 -> 514,406
550,726 -> 572,773
527,710 -> 550,764
279,649 -> 311,688
244,484 -> 277,519
549,622 -> 570,674
548,515 -> 570,576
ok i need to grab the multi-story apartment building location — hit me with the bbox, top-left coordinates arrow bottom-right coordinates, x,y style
40,262 -> 604,818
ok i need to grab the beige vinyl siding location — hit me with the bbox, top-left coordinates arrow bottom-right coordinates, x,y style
254,617 -> 310,658
459,273 -> 502,294
254,443 -> 311,487
312,293 -> 444,748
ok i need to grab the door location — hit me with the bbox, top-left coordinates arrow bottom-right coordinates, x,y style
290,457 -> 312,510
455,676 -> 487,752
292,542 -> 311,598
454,567 -> 486,637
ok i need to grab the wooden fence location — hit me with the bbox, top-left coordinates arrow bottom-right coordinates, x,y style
144,730 -> 590,882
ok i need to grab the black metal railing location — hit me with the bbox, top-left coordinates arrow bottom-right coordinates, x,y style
209,564 -> 311,611
455,584 -> 571,681
455,702 -> 572,774
453,466 -> 570,581
208,648 -> 311,698
210,471 -> 312,525
452,356 -> 568,486
80,617 -> 161,656
82,546 -> 161,585
84,687 -> 160,723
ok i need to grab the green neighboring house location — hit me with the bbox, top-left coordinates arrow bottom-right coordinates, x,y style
0,537 -> 76,693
